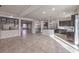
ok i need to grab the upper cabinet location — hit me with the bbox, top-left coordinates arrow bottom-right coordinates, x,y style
59,20 -> 71,26
59,15 -> 75,26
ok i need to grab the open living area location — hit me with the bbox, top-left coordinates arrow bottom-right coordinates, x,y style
0,5 -> 79,53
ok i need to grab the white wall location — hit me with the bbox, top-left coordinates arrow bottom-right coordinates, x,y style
75,15 -> 79,45
40,21 -> 44,32
32,20 -> 41,34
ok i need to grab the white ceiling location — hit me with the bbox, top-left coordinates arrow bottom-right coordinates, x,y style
0,5 -> 79,21
0,5 -> 30,16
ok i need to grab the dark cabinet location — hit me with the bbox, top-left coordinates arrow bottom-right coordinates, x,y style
71,15 -> 75,26
59,15 -> 75,26
59,21 -> 71,26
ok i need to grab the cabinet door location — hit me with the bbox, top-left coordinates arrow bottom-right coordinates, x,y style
71,15 -> 75,26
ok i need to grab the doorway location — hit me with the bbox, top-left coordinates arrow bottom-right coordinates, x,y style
21,20 -> 32,37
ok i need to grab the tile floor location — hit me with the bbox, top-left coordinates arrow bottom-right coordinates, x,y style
0,34 -> 69,53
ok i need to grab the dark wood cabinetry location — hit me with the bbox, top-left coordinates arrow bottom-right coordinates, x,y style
59,21 -> 71,26
55,15 -> 75,44
71,15 -> 75,26
59,15 -> 75,26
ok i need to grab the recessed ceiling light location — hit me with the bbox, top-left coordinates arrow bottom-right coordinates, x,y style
10,15 -> 13,18
52,8 -> 55,11
42,11 -> 46,14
